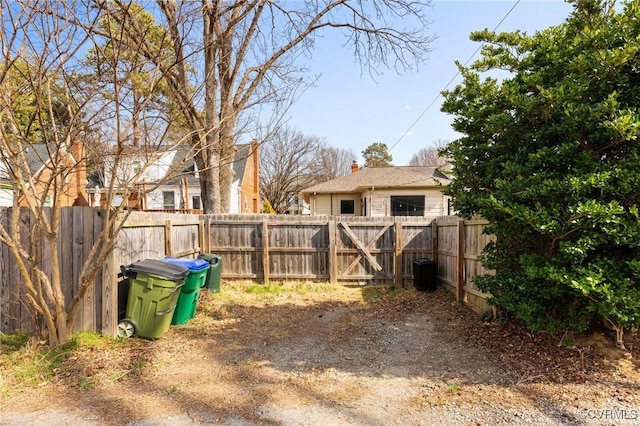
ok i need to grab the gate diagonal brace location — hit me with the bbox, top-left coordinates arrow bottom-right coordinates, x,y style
339,222 -> 385,273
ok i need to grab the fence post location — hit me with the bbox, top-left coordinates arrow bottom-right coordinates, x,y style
262,219 -> 269,284
431,219 -> 438,267
456,218 -> 465,303
198,216 -> 205,255
394,218 -> 403,287
164,220 -> 172,256
204,216 -> 211,253
328,219 -> 337,285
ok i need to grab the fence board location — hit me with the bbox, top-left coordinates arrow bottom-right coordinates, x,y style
268,221 -> 329,282
399,223 -> 433,287
436,221 -> 457,291
19,208 -> 34,333
462,220 -> 494,310
90,208 -> 103,331
72,207 -> 86,330
170,222 -> 201,257
0,209 -> 11,332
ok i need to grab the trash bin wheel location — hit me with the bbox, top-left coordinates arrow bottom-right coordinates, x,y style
117,319 -> 136,338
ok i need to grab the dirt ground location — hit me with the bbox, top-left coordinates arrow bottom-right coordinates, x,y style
1,281 -> 640,426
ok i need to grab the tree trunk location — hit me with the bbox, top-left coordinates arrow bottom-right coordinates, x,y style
52,310 -> 71,347
219,125 -> 236,213
132,90 -> 141,146
202,2 -> 222,213
217,26 -> 235,213
199,150 -> 221,214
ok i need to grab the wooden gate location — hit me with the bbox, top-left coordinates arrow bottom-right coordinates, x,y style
335,220 -> 396,284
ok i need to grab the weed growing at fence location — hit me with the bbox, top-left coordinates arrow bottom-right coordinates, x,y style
197,281 -> 361,313
361,284 -> 400,304
242,281 -> 343,296
3,337 -> 75,388
0,331 -> 133,394
245,282 -> 286,294
0,333 -> 30,355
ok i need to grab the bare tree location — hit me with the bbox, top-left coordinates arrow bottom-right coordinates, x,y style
0,1 -> 193,346
260,126 -> 324,214
408,138 -> 450,166
94,0 -> 434,213
312,146 -> 358,183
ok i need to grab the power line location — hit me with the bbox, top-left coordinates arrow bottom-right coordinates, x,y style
388,0 -> 522,154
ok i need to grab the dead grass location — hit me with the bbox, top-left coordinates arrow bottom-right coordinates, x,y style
1,281 -> 639,424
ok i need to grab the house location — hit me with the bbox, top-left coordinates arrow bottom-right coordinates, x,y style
88,145 -> 177,210
300,165 -> 451,218
0,160 -> 12,207
143,145 -> 203,211
230,142 -> 260,214
91,141 -> 260,213
0,181 -> 11,207
7,142 -> 89,208
285,199 -> 311,215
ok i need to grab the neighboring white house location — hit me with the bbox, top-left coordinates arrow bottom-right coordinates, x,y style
285,198 -> 311,215
300,166 -> 452,218
147,146 -> 202,211
92,142 -> 260,213
0,161 -> 12,207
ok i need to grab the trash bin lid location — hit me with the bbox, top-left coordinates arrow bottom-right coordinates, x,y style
414,258 -> 436,265
198,253 -> 222,264
163,257 -> 210,272
128,259 -> 189,280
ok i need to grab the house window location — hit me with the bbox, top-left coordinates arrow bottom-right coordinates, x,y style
391,195 -> 424,216
361,197 -> 367,216
192,196 -> 201,210
163,191 -> 176,209
340,199 -> 355,215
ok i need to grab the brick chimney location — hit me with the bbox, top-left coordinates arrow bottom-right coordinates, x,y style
71,140 -> 89,206
351,160 -> 359,173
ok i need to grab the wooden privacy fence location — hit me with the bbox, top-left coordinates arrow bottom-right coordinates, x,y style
0,209 -> 205,336
430,216 -> 495,310
0,209 -> 494,336
0,207 -> 105,335
203,214 -> 435,286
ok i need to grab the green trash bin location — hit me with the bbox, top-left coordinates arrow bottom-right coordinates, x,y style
118,259 -> 189,339
198,254 -> 223,293
163,257 -> 210,325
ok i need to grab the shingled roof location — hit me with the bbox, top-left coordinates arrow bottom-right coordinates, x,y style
24,144 -> 56,176
163,144 -> 200,186
301,166 -> 450,195
163,143 -> 253,184
232,144 -> 252,183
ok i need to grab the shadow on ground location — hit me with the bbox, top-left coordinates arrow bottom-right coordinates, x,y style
2,283 -> 639,425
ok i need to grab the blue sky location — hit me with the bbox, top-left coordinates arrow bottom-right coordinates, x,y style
285,0 -> 575,166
